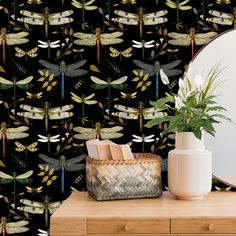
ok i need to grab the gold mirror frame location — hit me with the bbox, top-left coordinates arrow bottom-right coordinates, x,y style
187,28 -> 236,187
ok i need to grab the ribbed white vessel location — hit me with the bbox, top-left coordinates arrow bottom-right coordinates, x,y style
168,132 -> 212,200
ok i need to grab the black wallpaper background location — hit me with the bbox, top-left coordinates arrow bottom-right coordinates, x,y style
0,0 -> 235,235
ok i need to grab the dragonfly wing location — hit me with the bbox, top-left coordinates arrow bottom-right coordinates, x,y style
101,31 -> 123,39
207,17 -> 233,25
91,76 -> 107,84
114,104 -> 138,112
20,198 -> 43,207
17,170 -> 33,179
73,126 -> 94,133
0,77 -> 13,84
73,32 -> 95,39
144,10 -> 168,18
65,60 -> 87,70
0,171 -> 13,179
71,0 -> 83,8
39,60 -> 59,71
65,163 -> 86,171
112,111 -> 138,119
168,38 -> 190,46
65,69 -> 88,77
163,68 -> 182,77
144,17 -> 168,25
74,133 -> 96,140
65,154 -> 86,164
111,76 -> 128,84
49,104 -> 73,113
114,17 -> 138,25
19,111 -> 44,120
195,32 -> 218,45
7,31 -> 29,38
6,227 -> 29,234
133,60 -> 153,73
49,111 -> 73,119
114,10 -> 137,18
20,104 -> 44,112
50,10 -> 74,18
39,154 -> 58,164
16,76 -> 33,85
208,10 -> 232,18
101,126 -> 123,133
100,132 -> 123,139
74,39 -> 96,46
20,10 -> 43,18
7,126 -> 29,133
162,59 -> 181,69
143,111 -> 166,119
19,17 -> 44,25
7,220 -> 29,227
101,38 -> 123,45
49,17 -> 74,25
6,38 -> 29,45
18,206 -> 44,214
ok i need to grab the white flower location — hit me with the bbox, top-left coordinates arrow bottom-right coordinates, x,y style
175,96 -> 184,110
194,74 -> 204,90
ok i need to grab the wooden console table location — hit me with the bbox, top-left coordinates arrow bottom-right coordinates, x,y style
50,191 -> 236,236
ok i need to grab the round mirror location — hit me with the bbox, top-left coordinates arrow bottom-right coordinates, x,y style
187,29 -> 236,187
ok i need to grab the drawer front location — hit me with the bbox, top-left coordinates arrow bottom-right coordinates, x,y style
88,218 -> 170,234
171,218 -> 236,234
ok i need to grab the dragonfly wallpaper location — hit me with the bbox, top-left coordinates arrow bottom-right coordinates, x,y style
0,0 -> 236,235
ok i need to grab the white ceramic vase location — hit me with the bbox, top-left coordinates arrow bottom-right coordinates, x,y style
168,132 -> 212,200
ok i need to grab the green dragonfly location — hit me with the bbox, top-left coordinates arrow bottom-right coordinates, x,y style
0,170 -> 33,207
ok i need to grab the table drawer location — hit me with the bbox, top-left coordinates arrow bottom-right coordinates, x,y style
88,218 -> 170,234
171,218 -> 236,234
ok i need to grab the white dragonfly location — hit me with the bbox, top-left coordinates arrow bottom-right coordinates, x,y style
132,134 -> 156,152
0,217 -> 29,235
113,7 -> 168,38
206,8 -> 236,28
73,122 -> 123,140
38,229 -> 48,236
38,40 -> 60,58
19,7 -> 74,38
132,40 -> 156,58
112,102 -> 166,133
17,196 -> 62,227
38,134 -> 60,153
18,102 -> 74,132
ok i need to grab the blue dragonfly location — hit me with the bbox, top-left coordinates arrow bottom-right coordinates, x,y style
38,154 -> 86,193
133,59 -> 182,98
39,60 -> 88,99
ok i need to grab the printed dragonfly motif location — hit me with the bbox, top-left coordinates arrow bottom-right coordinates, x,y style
0,76 -> 33,113
133,59 -> 182,98
39,154 -> 86,193
38,229 -> 48,236
73,28 -> 123,63
0,28 -> 29,63
15,47 -> 38,61
19,8 -> 74,38
15,141 -> 38,155
165,0 -> 192,22
38,40 -> 60,58
121,0 -> 137,4
215,0 -> 231,4
0,122 -> 29,158
113,7 -> 168,38
112,102 -> 166,132
17,196 -> 62,227
0,217 -> 29,236
109,47 -> 132,61
38,134 -> 60,153
0,170 -> 33,207
26,91 -> 43,101
71,0 -> 98,22
90,75 -> 128,112
73,122 -> 123,140
206,8 -> 236,28
132,134 -> 155,152
39,59 -> 88,99
18,102 -> 74,132
71,92 -> 97,117
168,28 -> 218,59
132,40 -> 156,58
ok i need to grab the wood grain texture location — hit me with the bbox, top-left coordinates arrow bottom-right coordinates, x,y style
50,191 -> 236,236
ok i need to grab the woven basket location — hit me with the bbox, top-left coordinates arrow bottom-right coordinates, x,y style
86,153 -> 162,201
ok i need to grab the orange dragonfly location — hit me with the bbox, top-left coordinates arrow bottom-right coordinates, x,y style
0,28 -> 29,64
73,28 -> 123,63
0,122 -> 29,158
167,28 -> 217,59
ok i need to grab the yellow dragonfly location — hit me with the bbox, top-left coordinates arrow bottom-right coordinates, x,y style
27,0 -> 42,4
73,122 -> 123,140
15,141 -> 38,155
19,7 -> 74,38
15,47 -> 38,61
0,28 -> 29,63
167,28 -> 217,59
113,7 -> 168,38
71,92 -> 97,117
18,102 -> 74,132
207,9 -> 236,28
17,196 -> 62,227
71,0 -> 98,22
215,0 -> 231,4
73,28 -> 123,63
0,122 -> 29,158
109,47 -> 132,61
112,102 -> 166,132
0,217 -> 29,236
